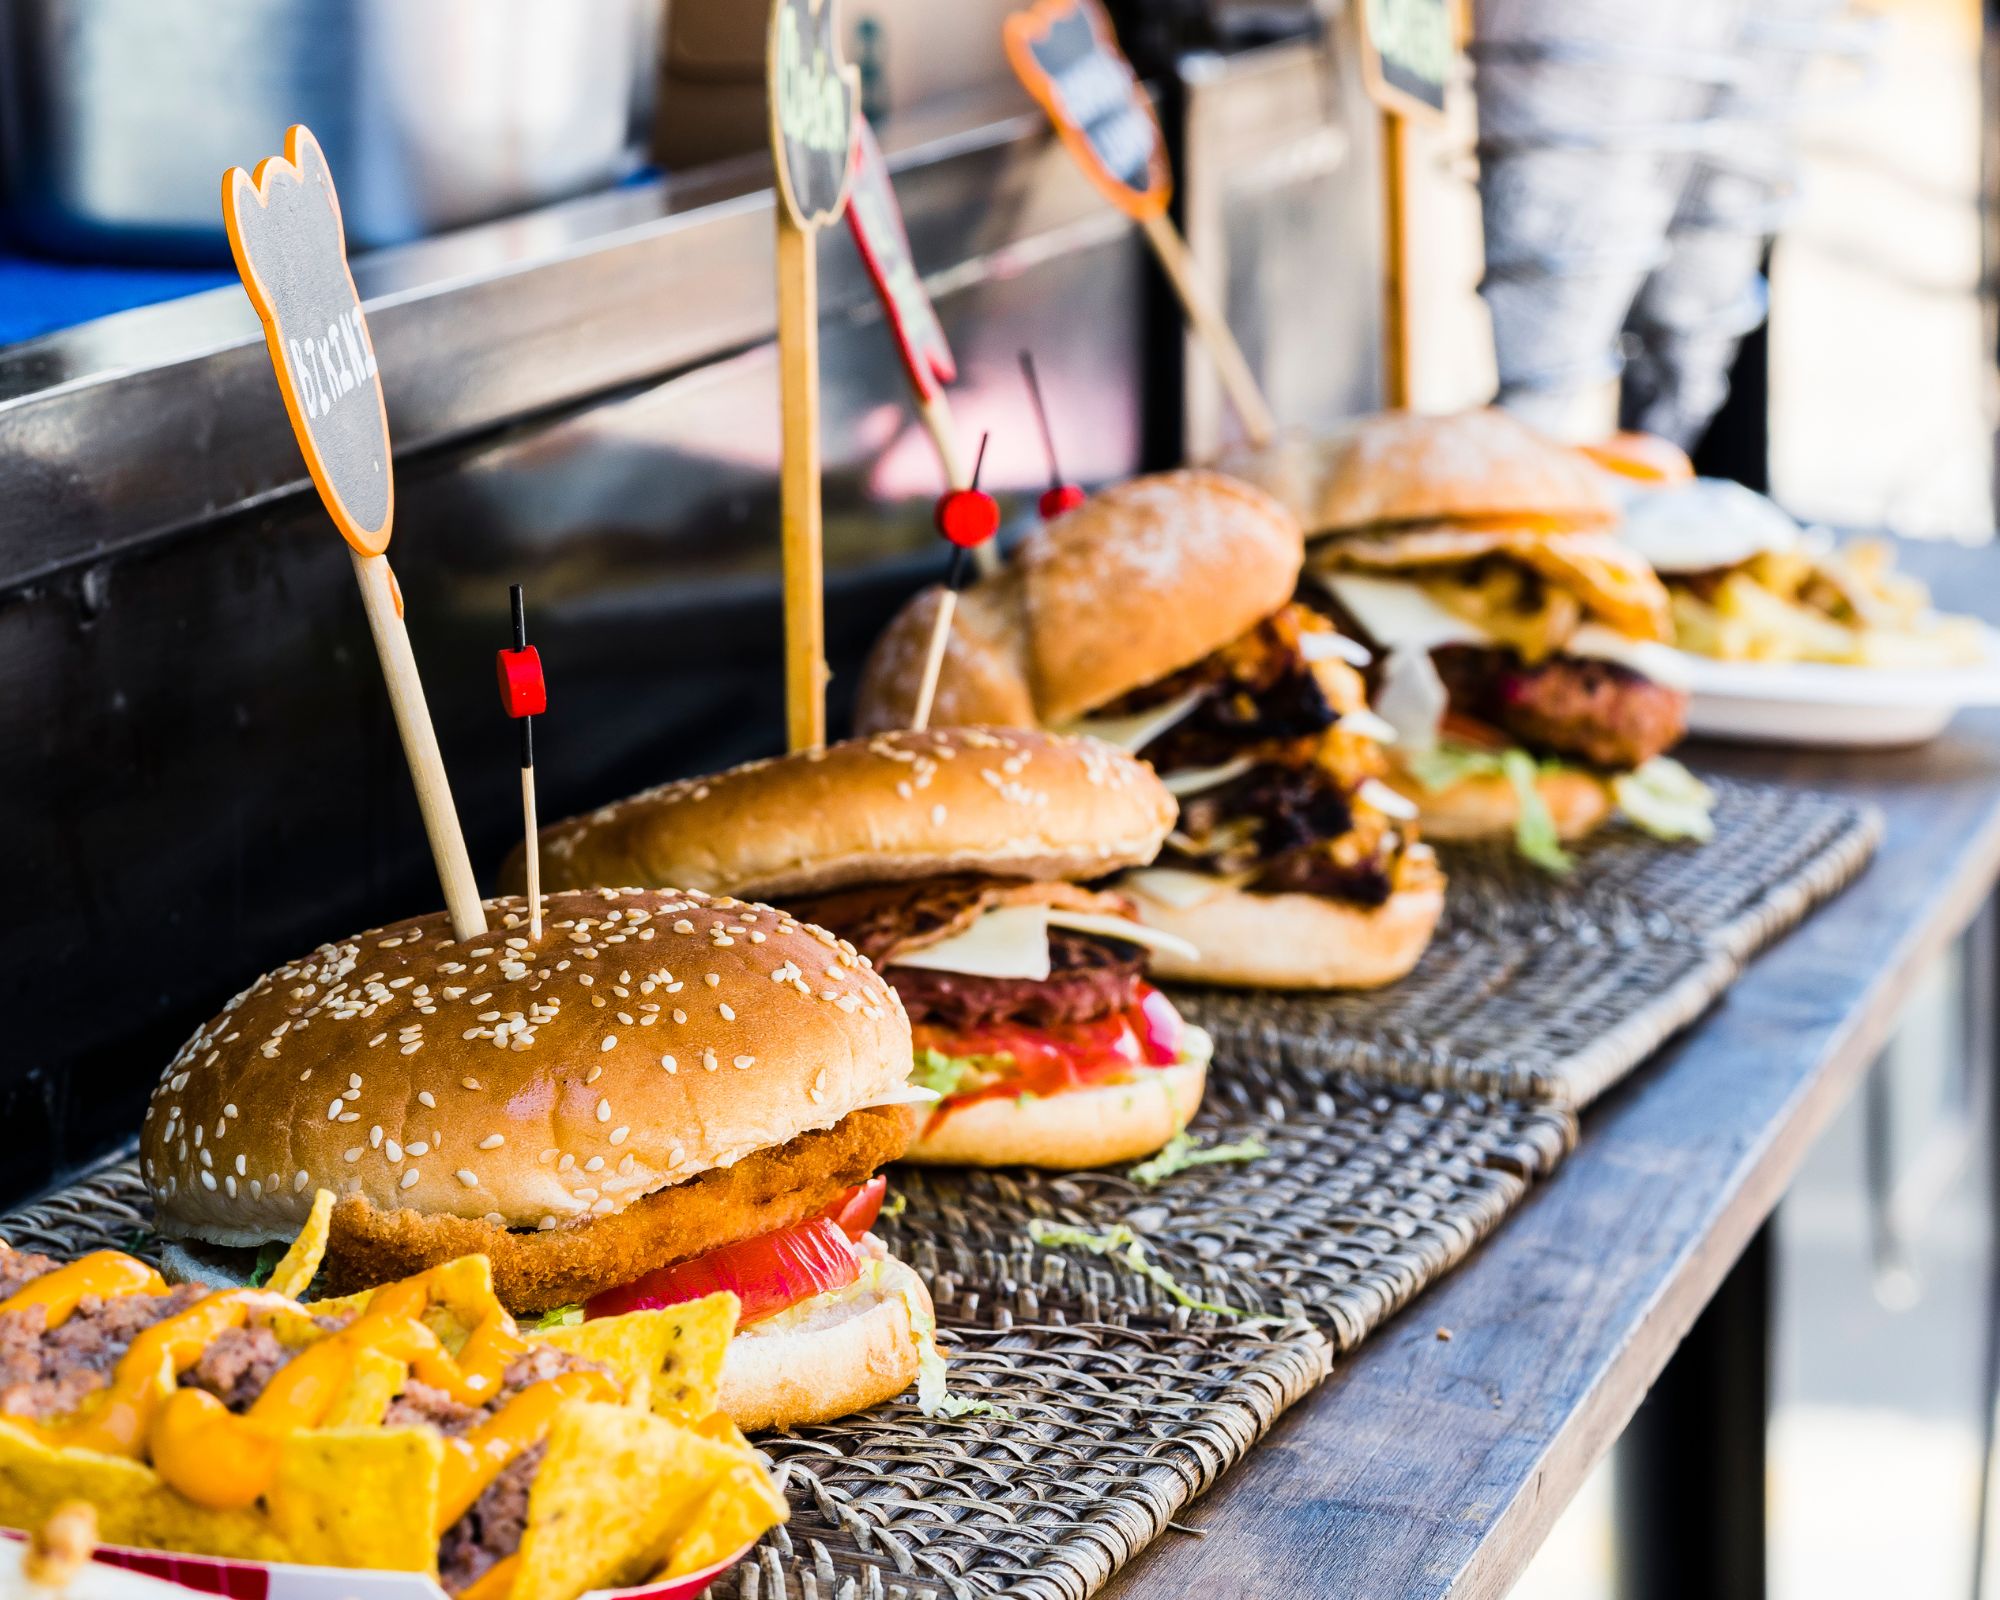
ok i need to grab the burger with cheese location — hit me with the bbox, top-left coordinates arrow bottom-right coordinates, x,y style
1235,409 -> 1713,867
518,728 -> 1214,1168
852,470 -> 1444,989
140,887 -> 938,1432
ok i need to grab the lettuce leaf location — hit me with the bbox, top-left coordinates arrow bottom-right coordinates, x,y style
1400,740 -> 1507,793
1026,1220 -> 1274,1321
910,1047 -> 1010,1099
533,1303 -> 585,1331
1501,748 -> 1574,874
1612,757 -> 1716,843
1127,1132 -> 1268,1188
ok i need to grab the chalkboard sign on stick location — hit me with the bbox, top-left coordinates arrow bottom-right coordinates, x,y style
1358,0 -> 1450,123
223,125 -> 486,940
768,0 -> 860,750
1004,0 -> 1274,446
847,121 -> 955,405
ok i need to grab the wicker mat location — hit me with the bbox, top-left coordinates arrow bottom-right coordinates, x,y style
1,1072 -> 1573,1600
1179,775 -> 1881,1107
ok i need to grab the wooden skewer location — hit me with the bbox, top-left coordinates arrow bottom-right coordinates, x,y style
776,217 -> 829,751
1138,211 -> 1277,448
909,584 -> 960,733
350,551 -> 487,940
917,387 -> 998,577
1381,110 -> 1415,409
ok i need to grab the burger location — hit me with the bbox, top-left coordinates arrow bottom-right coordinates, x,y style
851,469 -> 1444,990
517,728 -> 1215,1169
1234,408 -> 1712,866
139,887 -> 937,1432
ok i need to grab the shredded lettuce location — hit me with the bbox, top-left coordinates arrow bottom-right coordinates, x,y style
1501,748 -> 1573,874
881,1190 -> 907,1220
911,1047 -> 1012,1099
1026,1220 -> 1268,1320
247,1241 -> 289,1289
533,1303 -> 585,1331
1612,757 -> 1716,843
1127,1132 -> 1268,1188
892,1265 -> 1012,1420
1403,740 -> 1574,874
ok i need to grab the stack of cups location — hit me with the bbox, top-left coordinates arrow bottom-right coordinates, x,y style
1472,0 -> 1749,436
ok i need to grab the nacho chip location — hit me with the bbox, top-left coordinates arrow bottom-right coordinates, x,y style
265,1427 -> 443,1572
306,1255 -> 500,1352
264,1190 -> 334,1300
511,1402 -> 784,1600
318,1345 -> 409,1429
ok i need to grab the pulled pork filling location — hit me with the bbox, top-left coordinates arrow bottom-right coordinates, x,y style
0,1246 -> 605,1597
1094,603 -> 1415,904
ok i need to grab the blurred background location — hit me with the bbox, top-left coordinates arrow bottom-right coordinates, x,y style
1,1 -> 1994,1594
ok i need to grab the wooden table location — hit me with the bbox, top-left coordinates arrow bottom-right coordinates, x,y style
1103,545 -> 2000,1599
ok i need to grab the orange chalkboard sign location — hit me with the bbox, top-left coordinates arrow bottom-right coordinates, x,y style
846,120 -> 957,403
1004,0 -> 1170,223
223,125 -> 393,556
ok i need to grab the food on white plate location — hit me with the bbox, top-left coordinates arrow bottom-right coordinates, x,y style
1619,477 -> 1989,670
1241,408 -> 1712,872
516,727 -> 1215,1166
140,888 -> 940,1433
849,471 -> 1444,989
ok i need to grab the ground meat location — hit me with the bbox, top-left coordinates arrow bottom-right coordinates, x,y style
180,1324 -> 293,1412
0,1283 -> 207,1422
886,929 -> 1146,1032
790,877 -> 1131,970
1432,646 -> 1687,769
0,1251 -> 59,1301
383,1379 -> 482,1437
1249,850 -> 1394,905
437,1443 -> 544,1595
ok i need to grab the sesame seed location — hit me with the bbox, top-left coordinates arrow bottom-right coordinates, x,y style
407,1141 -> 430,1156
343,1148 -> 362,1163
672,1009 -> 687,1024
201,1171 -> 217,1191
327,1100 -> 344,1121
539,1217 -> 558,1231
703,1049 -> 719,1071
400,1042 -> 422,1055
224,1104 -> 238,1118
402,1169 -> 421,1189
584,1156 -> 606,1173
596,1101 -> 611,1123
673,920 -> 694,934
600,1036 -> 616,1053
734,1055 -> 755,1070
461,1078 -> 480,1090
704,973 -> 721,988
387,1141 -> 403,1162
660,1055 -> 677,1073
559,1154 -> 576,1172
539,1148 -> 557,1164
480,1133 -> 505,1150
418,1091 -> 437,1108
456,1170 -> 478,1187
609,1126 -> 629,1145
234,1155 -> 247,1176
718,1003 -> 735,1021
294,1170 -> 309,1192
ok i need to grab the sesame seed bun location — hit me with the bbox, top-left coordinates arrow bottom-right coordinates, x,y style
514,728 -> 1178,902
1383,766 -> 1612,842
719,1251 -> 931,1431
854,470 -> 1303,733
1291,409 -> 1622,536
901,1059 -> 1208,1168
141,888 -> 913,1250
1120,870 -> 1445,990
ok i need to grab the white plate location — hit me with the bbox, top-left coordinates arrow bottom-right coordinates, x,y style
1677,626 -> 2000,748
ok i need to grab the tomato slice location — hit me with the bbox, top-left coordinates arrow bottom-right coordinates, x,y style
824,1175 -> 888,1242
1134,986 -> 1185,1066
914,985 -> 1189,1110
584,1214 -> 859,1326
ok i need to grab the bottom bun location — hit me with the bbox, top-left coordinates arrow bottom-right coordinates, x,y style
720,1250 -> 931,1431
902,1057 -> 1208,1168
1389,768 -> 1611,843
1126,878 -> 1444,990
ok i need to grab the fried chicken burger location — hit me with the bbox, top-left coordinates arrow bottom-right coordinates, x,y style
516,728 -> 1213,1169
851,469 -> 1444,990
1234,409 -> 1712,866
140,888 -> 936,1431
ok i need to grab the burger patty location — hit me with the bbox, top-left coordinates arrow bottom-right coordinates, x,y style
889,929 -> 1146,1033
0,1284 -> 209,1423
1433,645 -> 1687,770
326,1102 -> 918,1314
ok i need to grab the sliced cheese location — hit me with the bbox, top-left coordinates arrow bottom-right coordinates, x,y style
1373,643 -> 1451,752
1043,907 -> 1202,963
1565,624 -> 1694,690
1059,689 -> 1205,754
1299,630 -> 1372,667
888,901 -> 1202,979
1161,754 -> 1258,798
861,1082 -> 944,1107
1119,867 -> 1255,910
890,903 -> 1052,980
1356,777 -> 1419,820
1314,571 -> 1492,652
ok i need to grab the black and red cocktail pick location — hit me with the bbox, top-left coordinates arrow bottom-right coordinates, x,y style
496,584 -> 548,939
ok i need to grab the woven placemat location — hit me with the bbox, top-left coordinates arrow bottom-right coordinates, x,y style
1177,776 -> 1880,1107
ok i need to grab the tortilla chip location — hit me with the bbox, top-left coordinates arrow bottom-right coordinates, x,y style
306,1254 -> 500,1351
511,1402 -> 783,1600
319,1346 -> 409,1429
265,1190 -> 334,1300
265,1427 -> 443,1572
656,1463 -> 790,1580
0,1424 -> 285,1563
646,1295 -> 738,1426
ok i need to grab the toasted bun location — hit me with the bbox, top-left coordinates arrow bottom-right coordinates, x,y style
142,888 -> 912,1247
901,1059 -> 1207,1168
1123,876 -> 1444,990
1387,767 -> 1611,841
518,728 -> 1177,901
854,470 -> 1303,732
720,1251 -> 930,1430
1308,409 -> 1621,535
